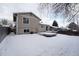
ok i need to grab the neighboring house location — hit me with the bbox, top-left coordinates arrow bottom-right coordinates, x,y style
39,23 -> 47,32
68,22 -> 79,31
39,23 -> 48,32
39,23 -> 53,32
13,12 -> 41,34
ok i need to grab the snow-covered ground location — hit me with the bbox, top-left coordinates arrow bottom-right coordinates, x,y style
0,32 -> 79,56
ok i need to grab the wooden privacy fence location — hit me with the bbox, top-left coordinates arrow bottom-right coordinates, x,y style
0,27 -> 11,43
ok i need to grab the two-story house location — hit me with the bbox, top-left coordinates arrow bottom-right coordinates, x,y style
13,12 -> 41,34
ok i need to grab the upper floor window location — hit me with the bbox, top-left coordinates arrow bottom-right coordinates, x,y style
23,17 -> 29,24
13,14 -> 17,22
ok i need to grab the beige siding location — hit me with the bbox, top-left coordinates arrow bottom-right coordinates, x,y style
17,14 -> 24,34
16,13 -> 40,34
29,15 -> 40,33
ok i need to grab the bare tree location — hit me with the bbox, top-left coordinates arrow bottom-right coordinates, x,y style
1,19 -> 8,25
38,3 -> 79,24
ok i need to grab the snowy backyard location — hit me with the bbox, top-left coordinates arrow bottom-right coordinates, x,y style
0,32 -> 79,56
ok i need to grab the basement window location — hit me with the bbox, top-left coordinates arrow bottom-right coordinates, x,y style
24,29 -> 29,33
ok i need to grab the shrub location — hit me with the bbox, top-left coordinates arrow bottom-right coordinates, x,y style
30,32 -> 34,34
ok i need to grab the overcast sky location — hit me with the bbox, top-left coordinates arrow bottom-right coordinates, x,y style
0,3 -> 65,27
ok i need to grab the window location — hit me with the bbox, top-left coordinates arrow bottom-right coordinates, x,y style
41,25 -> 43,28
46,26 -> 48,31
23,17 -> 29,24
24,29 -> 29,33
50,27 -> 52,31
13,16 -> 16,22
26,29 -> 29,32
24,29 -> 26,32
13,14 -> 17,22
